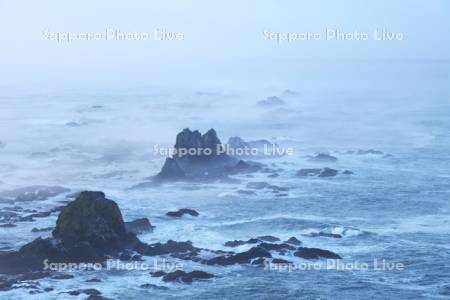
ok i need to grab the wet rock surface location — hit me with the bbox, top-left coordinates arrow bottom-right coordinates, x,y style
294,247 -> 341,259
166,208 -> 199,217
162,270 -> 214,284
124,218 -> 154,234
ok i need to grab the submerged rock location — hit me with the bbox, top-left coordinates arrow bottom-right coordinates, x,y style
166,209 -> 199,217
296,168 -> 338,177
309,232 -> 342,239
308,153 -> 338,163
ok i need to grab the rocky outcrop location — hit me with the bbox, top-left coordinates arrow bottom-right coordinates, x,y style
206,246 -> 272,266
0,186 -> 70,203
0,191 -> 140,274
154,128 -> 261,181
124,218 -> 154,234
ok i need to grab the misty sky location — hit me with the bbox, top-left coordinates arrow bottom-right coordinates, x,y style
1,0 -> 449,89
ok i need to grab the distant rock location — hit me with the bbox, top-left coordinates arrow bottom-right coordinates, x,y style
227,136 -> 280,158
0,186 -> 70,203
166,209 -> 199,217
294,247 -> 341,259
308,153 -> 338,162
125,218 -> 154,234
296,168 -> 338,178
154,128 -> 261,182
257,96 -> 285,107
342,170 -> 354,175
140,283 -> 169,290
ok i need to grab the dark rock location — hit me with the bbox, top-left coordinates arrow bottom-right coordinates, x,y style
342,170 -> 353,175
134,240 -> 198,257
296,168 -> 322,177
318,168 -> 338,177
258,243 -> 296,253
284,237 -> 302,245
156,158 -> 186,180
251,257 -> 266,266
309,232 -> 342,239
31,227 -> 53,233
356,149 -> 384,155
140,283 -> 169,290
86,278 -> 101,282
206,246 -> 271,266
151,270 -> 167,277
162,270 -> 214,284
154,128 -> 262,182
309,153 -> 338,162
0,223 -> 16,228
44,287 -> 54,292
52,191 -> 127,251
257,235 -> 280,242
294,247 -> 341,259
268,173 -> 279,178
52,274 -> 74,280
224,238 -> 260,247
272,258 -> 291,264
87,295 -> 110,300
67,288 -> 101,296
125,218 -> 154,234
166,209 -> 199,217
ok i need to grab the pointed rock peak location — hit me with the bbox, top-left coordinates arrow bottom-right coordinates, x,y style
201,128 -> 222,149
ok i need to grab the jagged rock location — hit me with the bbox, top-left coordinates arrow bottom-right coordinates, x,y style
309,153 -> 337,162
154,128 -> 262,182
0,191 -> 141,275
206,246 -> 271,266
53,191 -> 128,251
224,238 -> 260,247
294,247 -> 341,259
157,158 -> 185,180
284,237 -> 302,245
166,209 -> 199,217
125,218 -> 154,234
162,270 -> 214,283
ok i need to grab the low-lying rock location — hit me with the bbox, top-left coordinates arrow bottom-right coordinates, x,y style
309,232 -> 342,239
224,238 -> 260,247
166,209 -> 199,217
257,235 -> 280,242
294,247 -> 341,259
140,283 -> 169,290
284,237 -> 302,245
206,246 -> 271,266
162,270 -> 214,283
308,153 -> 337,162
